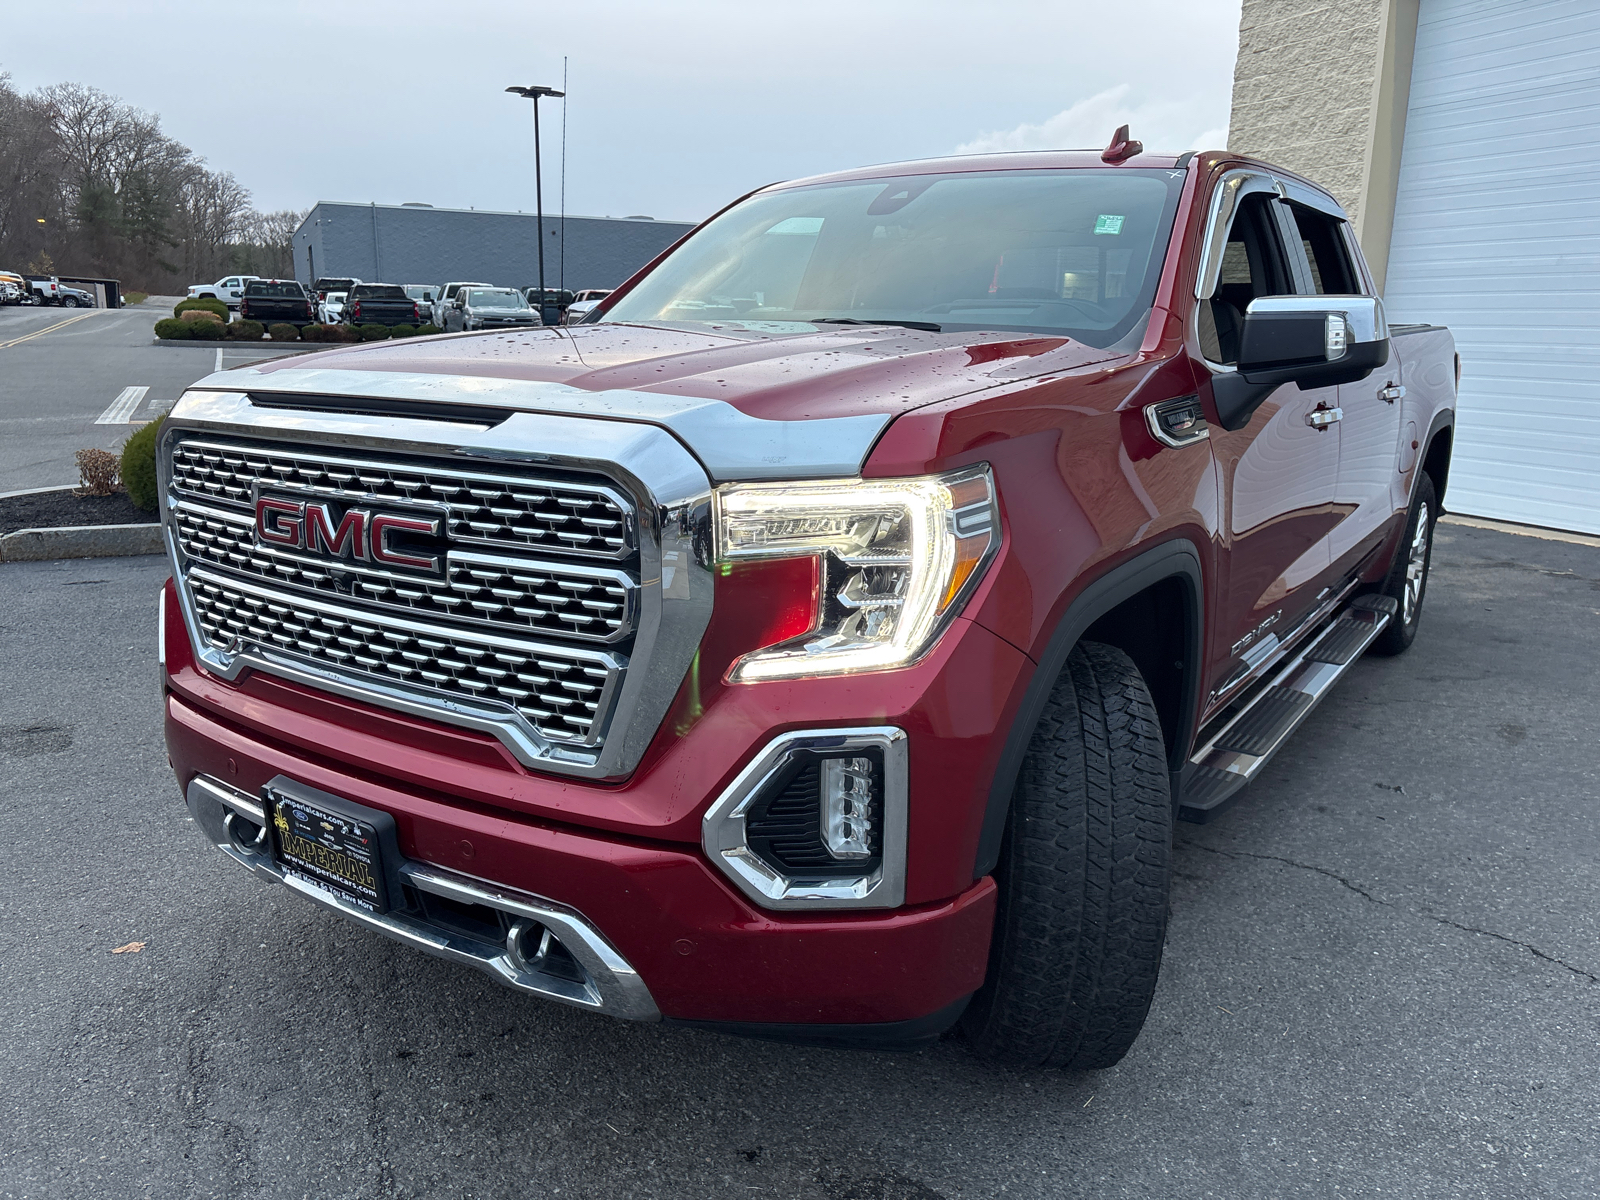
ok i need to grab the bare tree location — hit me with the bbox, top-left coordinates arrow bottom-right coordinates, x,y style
236,208 -> 306,277
0,71 -> 305,293
0,73 -> 64,263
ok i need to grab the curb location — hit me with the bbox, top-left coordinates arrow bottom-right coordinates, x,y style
0,483 -> 77,501
151,339 -> 335,350
0,522 -> 164,562
1440,514 -> 1600,549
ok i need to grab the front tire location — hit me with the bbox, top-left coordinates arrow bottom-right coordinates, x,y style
1370,472 -> 1437,656
62,296 -> 79,307
963,641 -> 1172,1070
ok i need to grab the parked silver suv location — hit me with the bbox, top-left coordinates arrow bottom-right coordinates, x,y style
442,286 -> 541,332
430,281 -> 491,327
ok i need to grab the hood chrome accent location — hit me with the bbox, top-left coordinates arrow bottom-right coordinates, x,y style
187,367 -> 891,482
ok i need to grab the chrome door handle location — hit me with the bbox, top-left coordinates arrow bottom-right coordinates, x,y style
1306,406 -> 1343,430
1378,383 -> 1406,404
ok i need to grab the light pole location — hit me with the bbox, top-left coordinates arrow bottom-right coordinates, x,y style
505,84 -> 565,326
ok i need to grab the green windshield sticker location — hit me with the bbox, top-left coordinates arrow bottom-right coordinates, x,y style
767,216 -> 825,235
1094,214 -> 1125,235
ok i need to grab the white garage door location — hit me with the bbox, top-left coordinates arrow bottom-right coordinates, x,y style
1384,0 -> 1600,534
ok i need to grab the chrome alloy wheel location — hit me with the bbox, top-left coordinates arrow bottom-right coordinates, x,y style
1404,498 -> 1431,624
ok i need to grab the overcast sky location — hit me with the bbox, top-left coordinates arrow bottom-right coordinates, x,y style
5,0 -> 1243,222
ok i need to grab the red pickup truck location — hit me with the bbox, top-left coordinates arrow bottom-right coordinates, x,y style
157,140 -> 1455,1069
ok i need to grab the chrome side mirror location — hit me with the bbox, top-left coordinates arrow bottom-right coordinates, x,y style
1237,294 -> 1389,388
1213,295 -> 1390,431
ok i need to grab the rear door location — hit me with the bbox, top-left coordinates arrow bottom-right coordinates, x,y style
1286,204 -> 1406,576
1198,187 -> 1346,711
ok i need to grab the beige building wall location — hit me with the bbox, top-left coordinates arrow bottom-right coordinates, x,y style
1227,0 -> 1420,291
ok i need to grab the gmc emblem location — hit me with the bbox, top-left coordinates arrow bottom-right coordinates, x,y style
254,493 -> 445,576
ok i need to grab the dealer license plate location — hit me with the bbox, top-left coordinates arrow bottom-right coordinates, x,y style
268,786 -> 389,912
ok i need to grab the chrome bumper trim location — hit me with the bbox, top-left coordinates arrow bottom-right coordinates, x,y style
185,774 -> 661,1022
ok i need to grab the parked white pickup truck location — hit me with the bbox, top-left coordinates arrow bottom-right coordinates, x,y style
186,275 -> 260,310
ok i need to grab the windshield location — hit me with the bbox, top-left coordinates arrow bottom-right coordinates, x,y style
603,168 -> 1184,346
405,286 -> 433,300
325,293 -> 346,304
467,289 -> 524,308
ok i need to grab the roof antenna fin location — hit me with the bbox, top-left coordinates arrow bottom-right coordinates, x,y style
1101,124 -> 1142,164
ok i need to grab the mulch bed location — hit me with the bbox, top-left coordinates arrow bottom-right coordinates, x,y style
0,489 -> 153,536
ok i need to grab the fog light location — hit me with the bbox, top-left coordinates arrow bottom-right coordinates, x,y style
702,726 -> 907,910
821,756 -> 875,859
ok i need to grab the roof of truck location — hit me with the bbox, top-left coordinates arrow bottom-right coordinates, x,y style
765,149 -> 1191,193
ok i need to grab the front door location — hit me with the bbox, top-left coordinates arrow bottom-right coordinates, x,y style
1197,189 -> 1345,714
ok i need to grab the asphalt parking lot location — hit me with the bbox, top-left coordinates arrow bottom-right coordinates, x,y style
0,299 -> 308,492
1,518 -> 1596,1200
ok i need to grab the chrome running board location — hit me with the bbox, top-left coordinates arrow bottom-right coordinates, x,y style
1179,594 -> 1398,823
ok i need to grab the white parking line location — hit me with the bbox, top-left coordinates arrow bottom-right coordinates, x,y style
214,348 -> 223,372
95,386 -> 150,425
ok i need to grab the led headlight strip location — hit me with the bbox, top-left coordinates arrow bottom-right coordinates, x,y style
714,464 -> 999,681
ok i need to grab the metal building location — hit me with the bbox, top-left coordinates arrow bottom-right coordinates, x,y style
292,202 -> 696,295
1228,0 -> 1600,535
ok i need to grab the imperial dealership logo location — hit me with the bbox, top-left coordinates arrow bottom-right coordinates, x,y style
253,491 -> 445,576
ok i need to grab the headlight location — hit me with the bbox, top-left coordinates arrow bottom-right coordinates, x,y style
714,464 -> 999,681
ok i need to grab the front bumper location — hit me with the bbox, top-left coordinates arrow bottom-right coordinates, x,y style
165,689 -> 997,1027
185,772 -> 659,1019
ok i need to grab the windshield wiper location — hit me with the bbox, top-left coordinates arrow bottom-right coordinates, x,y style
810,317 -> 942,333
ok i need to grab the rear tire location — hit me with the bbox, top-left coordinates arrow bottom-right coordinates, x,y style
963,641 -> 1172,1070
1370,473 -> 1436,656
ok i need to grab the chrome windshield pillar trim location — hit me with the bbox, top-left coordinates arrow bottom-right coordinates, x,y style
702,727 -> 908,911
185,369 -> 891,482
1195,170 -> 1284,301
1195,168 -> 1349,301
159,393 -> 714,781
183,775 -> 661,1021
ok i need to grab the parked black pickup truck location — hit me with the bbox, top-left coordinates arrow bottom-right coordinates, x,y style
344,284 -> 422,328
239,280 -> 316,327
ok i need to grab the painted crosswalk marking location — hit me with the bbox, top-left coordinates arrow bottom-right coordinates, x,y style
95,386 -> 149,425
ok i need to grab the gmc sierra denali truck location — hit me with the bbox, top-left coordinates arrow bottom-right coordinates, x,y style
158,140 -> 1456,1069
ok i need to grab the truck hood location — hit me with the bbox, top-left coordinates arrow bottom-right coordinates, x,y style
196,321 -> 1128,481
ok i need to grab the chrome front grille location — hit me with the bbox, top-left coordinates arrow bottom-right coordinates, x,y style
171,500 -> 634,642
166,432 -> 643,758
186,566 -> 619,743
170,437 -> 633,559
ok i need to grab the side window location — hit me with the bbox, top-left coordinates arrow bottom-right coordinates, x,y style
1199,193 -> 1293,365
1288,203 -> 1358,295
